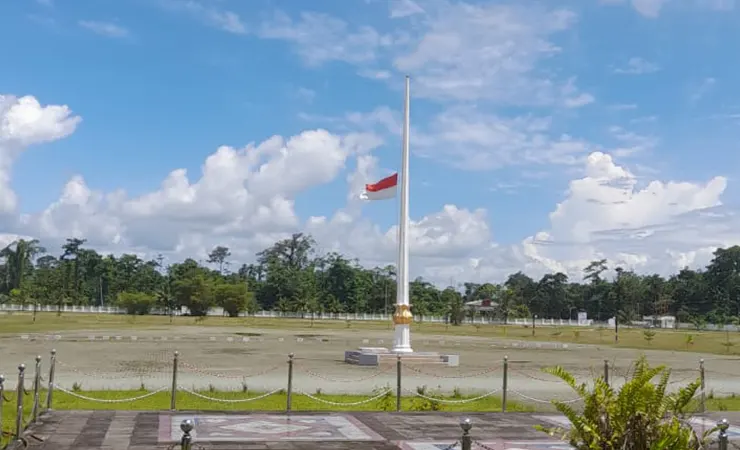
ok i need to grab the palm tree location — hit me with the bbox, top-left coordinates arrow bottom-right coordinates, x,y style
1,239 -> 45,292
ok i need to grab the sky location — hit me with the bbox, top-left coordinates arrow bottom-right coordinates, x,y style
1,0 -> 740,285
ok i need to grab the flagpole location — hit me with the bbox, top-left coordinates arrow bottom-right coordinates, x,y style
392,76 -> 413,354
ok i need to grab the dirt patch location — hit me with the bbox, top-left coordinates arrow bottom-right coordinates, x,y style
213,348 -> 256,356
3,324 -> 740,406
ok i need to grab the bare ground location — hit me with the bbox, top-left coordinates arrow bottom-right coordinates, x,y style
1,326 -> 739,403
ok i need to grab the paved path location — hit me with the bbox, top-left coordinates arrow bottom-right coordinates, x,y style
11,411 -> 740,450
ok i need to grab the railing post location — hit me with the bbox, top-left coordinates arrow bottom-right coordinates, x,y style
45,349 -> 56,411
32,355 -> 41,423
286,353 -> 294,413
180,419 -> 194,450
699,358 -> 706,413
170,351 -> 179,411
15,364 -> 25,440
460,418 -> 472,450
396,354 -> 402,412
502,355 -> 508,413
603,359 -> 609,385
0,374 -> 5,436
717,418 -> 729,450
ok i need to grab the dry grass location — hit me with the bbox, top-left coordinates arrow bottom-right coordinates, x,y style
1,312 -> 738,355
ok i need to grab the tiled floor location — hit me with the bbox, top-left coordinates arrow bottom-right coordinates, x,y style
10,410 -> 739,450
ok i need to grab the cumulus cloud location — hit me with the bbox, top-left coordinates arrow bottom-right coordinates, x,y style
0,95 -> 81,215
1,94 -> 737,285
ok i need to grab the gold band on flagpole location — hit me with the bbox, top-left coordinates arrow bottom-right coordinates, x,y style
392,304 -> 413,325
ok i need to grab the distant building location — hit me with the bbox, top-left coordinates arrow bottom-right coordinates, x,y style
643,315 -> 676,329
464,299 -> 498,316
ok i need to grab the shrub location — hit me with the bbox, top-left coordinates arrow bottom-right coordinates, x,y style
116,291 -> 156,315
537,356 -> 714,449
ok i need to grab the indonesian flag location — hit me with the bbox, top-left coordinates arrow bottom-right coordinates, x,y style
360,173 -> 398,201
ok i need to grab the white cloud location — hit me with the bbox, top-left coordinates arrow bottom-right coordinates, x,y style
603,0 -> 733,15
610,103 -> 638,111
600,0 -> 669,16
0,95 -> 81,215
358,69 -> 393,80
3,94 -> 738,285
161,0 -> 247,34
78,21 -> 130,39
390,0 -> 425,18
255,3 -> 590,107
341,105 -> 592,170
392,3 -> 587,106
294,87 -> 316,103
614,57 -> 660,75
691,77 -> 717,103
257,11 -> 395,66
607,126 -> 658,156
631,0 -> 669,17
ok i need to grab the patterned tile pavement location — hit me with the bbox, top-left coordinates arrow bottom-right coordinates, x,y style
158,414 -> 385,442
11,411 -> 739,450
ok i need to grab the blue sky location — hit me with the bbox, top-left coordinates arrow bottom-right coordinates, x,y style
1,0 -> 740,281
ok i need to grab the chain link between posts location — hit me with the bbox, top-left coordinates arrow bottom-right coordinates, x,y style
295,389 -> 394,406
403,364 -> 501,379
403,388 -> 501,404
51,384 -> 168,403
473,440 -> 498,450
509,389 -> 583,404
177,386 -> 283,403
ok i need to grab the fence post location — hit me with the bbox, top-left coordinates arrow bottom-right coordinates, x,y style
45,349 -> 56,411
718,418 -> 729,450
0,374 -> 4,436
396,354 -> 402,412
170,351 -> 179,411
699,358 -> 706,413
15,364 -> 25,440
32,355 -> 41,423
286,353 -> 294,413
502,356 -> 508,413
460,418 -> 472,450
180,419 -> 194,450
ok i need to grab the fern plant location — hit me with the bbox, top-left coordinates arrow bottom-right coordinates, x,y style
537,356 -> 715,450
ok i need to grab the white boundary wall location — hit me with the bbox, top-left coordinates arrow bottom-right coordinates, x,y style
0,303 -> 597,326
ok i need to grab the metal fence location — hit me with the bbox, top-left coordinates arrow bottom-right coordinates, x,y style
0,349 -> 736,449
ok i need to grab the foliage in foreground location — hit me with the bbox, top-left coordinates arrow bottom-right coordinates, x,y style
538,356 -> 716,450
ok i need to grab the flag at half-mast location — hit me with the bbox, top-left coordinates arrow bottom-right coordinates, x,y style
360,173 -> 398,201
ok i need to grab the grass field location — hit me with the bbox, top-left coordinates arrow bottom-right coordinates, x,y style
1,312 -> 739,355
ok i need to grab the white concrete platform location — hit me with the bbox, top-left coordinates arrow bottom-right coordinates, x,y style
344,347 -> 460,367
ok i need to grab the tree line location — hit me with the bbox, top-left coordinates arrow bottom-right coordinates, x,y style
2,233 -> 740,325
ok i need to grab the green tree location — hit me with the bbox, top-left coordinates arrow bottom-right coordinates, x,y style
207,246 -> 232,274
213,281 -> 251,317
117,291 -> 157,315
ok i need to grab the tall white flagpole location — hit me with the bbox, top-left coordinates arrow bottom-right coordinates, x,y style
392,76 -> 413,354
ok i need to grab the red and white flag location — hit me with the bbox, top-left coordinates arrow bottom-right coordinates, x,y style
360,173 -> 398,201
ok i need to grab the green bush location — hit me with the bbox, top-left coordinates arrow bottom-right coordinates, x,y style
537,356 -> 715,449
116,291 -> 156,315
